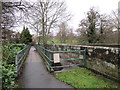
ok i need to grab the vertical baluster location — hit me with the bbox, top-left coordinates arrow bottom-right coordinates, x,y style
49,52 -> 53,72
84,49 -> 87,67
15,52 -> 18,76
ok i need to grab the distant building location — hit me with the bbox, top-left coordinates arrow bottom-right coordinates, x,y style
1,29 -> 21,42
15,32 -> 20,39
2,29 -> 15,41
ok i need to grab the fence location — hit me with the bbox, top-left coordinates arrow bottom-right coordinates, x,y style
15,45 -> 31,75
46,44 -> 120,82
34,44 -> 86,72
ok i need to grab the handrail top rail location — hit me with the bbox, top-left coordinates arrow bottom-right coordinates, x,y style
37,45 -> 86,53
48,50 -> 86,53
15,45 -> 29,54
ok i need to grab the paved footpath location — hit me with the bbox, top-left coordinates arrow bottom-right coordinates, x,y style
18,46 -> 73,88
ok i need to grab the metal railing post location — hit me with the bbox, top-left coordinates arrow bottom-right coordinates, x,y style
35,44 -> 87,71
15,45 -> 31,76
15,52 -> 18,75
84,49 -> 87,67
49,53 -> 52,72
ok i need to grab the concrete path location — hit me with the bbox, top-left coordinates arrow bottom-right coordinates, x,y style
19,46 -> 73,88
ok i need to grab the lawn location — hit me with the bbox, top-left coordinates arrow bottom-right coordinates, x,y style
55,68 -> 118,88
47,39 -> 78,44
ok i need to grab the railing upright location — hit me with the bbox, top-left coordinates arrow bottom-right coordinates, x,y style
15,45 -> 30,76
49,53 -> 52,72
34,44 -> 86,72
84,49 -> 87,67
15,52 -> 18,75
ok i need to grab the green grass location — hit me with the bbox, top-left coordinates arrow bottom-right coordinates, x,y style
47,39 -> 78,44
55,68 -> 118,88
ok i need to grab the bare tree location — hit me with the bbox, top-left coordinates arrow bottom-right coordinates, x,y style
76,27 -> 87,44
26,0 -> 71,46
1,2 -> 22,42
77,7 -> 116,44
76,8 -> 100,44
110,10 -> 120,44
56,22 -> 68,43
111,10 -> 119,30
67,28 -> 75,43
1,1 -> 31,42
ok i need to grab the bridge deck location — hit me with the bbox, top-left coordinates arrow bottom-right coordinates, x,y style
18,46 -> 73,88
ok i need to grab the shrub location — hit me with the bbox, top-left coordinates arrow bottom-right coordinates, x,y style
1,61 -> 17,89
3,44 -> 25,64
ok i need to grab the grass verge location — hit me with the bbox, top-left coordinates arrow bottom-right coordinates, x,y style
55,68 -> 118,88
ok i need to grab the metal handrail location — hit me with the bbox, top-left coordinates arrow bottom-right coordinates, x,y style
34,45 -> 51,71
15,45 -> 31,75
34,44 -> 86,72
36,45 -> 85,53
48,50 -> 85,53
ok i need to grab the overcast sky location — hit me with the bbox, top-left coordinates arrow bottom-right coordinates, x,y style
14,0 -> 120,34
65,0 -> 120,30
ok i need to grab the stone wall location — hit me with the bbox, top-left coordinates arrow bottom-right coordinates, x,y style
46,44 -> 120,81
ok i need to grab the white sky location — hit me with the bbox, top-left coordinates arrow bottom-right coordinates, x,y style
65,0 -> 120,30
14,0 -> 120,34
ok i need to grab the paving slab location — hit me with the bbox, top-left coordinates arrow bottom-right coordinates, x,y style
18,46 -> 73,88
